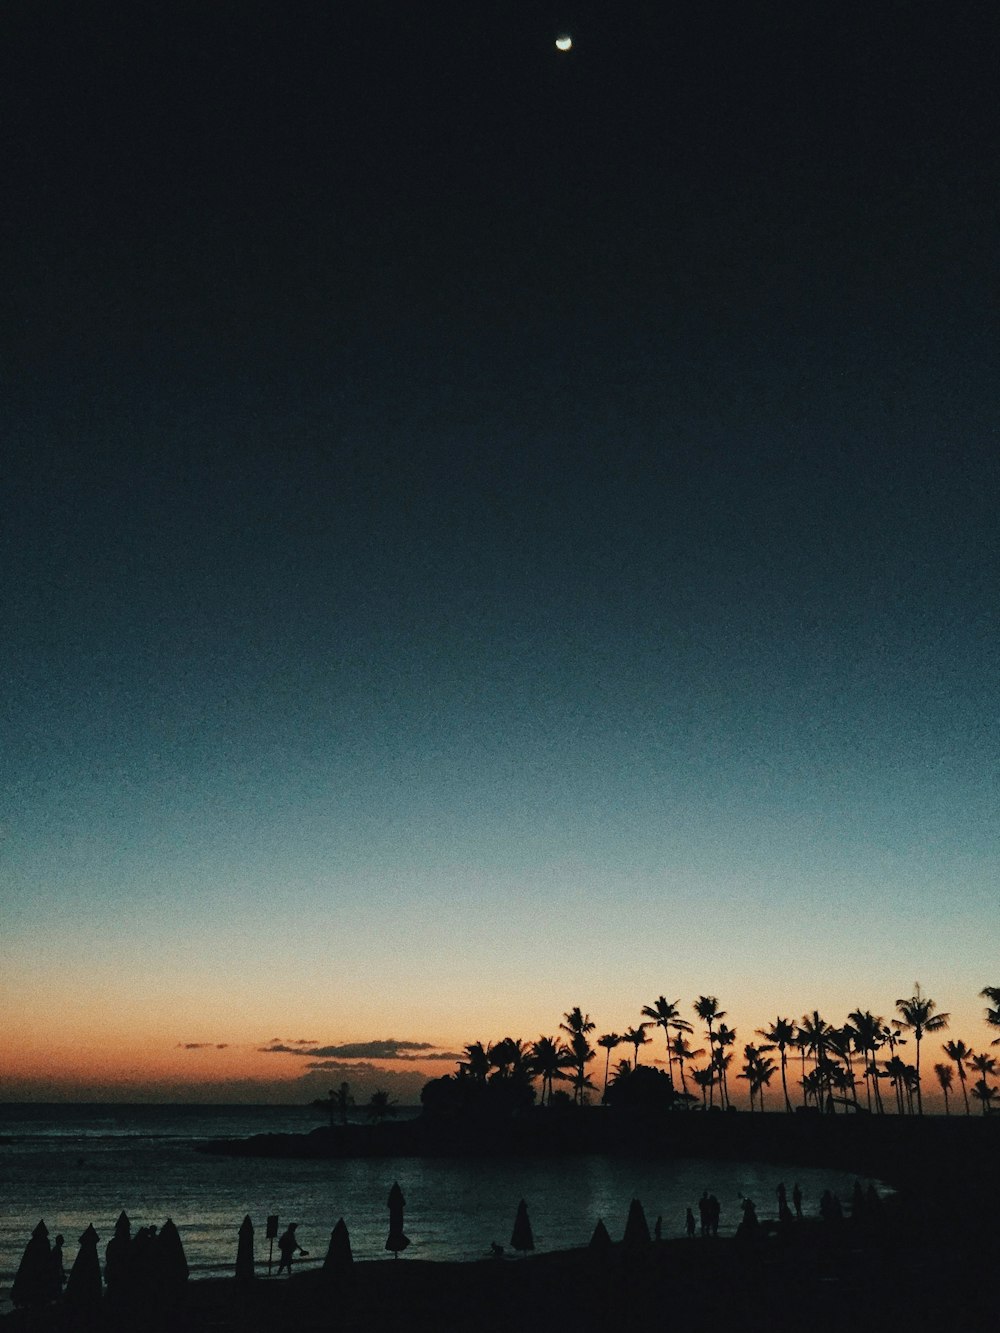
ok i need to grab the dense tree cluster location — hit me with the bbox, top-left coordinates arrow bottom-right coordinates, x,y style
422,986 -> 1000,1117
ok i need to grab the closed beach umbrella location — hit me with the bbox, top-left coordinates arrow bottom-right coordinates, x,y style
385,1182 -> 410,1258
510,1200 -> 534,1257
623,1198 -> 651,1248
323,1218 -> 354,1280
157,1219 -> 189,1285
66,1225 -> 103,1317
12,1220 -> 52,1308
589,1218 -> 612,1251
236,1215 -> 255,1282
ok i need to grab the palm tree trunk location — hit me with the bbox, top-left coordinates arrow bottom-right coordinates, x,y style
780,1051 -> 791,1113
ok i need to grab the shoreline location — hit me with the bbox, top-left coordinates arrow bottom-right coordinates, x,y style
3,1116 -> 996,1330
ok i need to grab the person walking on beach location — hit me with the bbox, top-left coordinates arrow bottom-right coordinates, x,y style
276,1223 -> 307,1275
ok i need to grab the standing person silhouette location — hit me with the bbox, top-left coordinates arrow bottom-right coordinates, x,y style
276,1223 -> 307,1275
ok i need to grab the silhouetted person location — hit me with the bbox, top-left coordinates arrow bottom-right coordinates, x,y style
510,1199 -> 534,1256
654,1214 -> 662,1242
708,1193 -> 721,1237
851,1179 -> 866,1221
386,1182 -> 411,1258
277,1223 -> 306,1275
236,1215 -> 254,1283
12,1220 -> 52,1308
698,1191 -> 711,1237
66,1225 -> 102,1324
737,1197 -> 759,1242
685,1208 -> 696,1238
50,1233 -> 67,1298
792,1183 -> 803,1219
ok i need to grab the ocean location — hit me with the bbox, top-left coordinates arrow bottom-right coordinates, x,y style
0,1104 -> 879,1291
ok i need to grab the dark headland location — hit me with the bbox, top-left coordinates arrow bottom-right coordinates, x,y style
4,1112 -> 996,1332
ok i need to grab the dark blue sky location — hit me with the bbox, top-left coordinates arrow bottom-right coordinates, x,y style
3,2 -> 997,1096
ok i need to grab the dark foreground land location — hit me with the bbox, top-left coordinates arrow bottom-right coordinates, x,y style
4,1115 -> 997,1332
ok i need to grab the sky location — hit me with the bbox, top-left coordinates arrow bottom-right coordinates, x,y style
2,3 -> 997,1107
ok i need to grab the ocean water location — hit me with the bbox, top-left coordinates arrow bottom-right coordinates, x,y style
0,1104 -> 878,1289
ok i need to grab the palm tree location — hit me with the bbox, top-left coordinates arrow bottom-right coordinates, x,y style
933,1063 -> 953,1113
970,1077 -> 998,1115
693,997 -> 726,1109
567,1031 -> 597,1105
893,983 -> 950,1115
848,1011 -> 886,1114
981,986 -> 1000,1045
714,1023 -> 737,1109
560,1007 -> 596,1041
797,1012 -> 836,1110
641,997 -> 690,1086
670,1033 -> 705,1099
623,1025 -> 651,1068
530,1036 -> 571,1106
596,1033 -> 622,1102
882,1055 -> 909,1115
942,1039 -> 973,1115
690,1065 -> 714,1110
460,1042 -> 491,1082
756,1017 -> 796,1113
970,1052 -> 997,1081
366,1089 -> 397,1122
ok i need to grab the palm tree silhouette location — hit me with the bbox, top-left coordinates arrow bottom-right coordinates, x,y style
971,1078 -> 998,1114
847,1011 -> 886,1114
690,1065 -> 714,1109
530,1036 -> 571,1106
640,997 -> 691,1086
559,1009 -> 597,1104
596,1033 -> 622,1102
714,1023 -> 737,1109
797,1012 -> 836,1110
623,1025 -> 651,1068
933,1062 -> 953,1113
981,986 -> 1000,1045
460,1042 -> 491,1083
942,1039 -> 973,1115
756,1017 -> 796,1112
670,1033 -> 705,1100
893,983 -> 950,1115
693,997 -> 726,1109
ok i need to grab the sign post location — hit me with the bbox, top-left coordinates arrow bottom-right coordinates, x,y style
266,1215 -> 279,1277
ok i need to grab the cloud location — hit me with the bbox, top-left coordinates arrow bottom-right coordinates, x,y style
259,1038 -> 460,1062
179,1041 -> 230,1050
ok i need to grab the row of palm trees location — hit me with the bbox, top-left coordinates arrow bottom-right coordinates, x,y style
454,985 -> 1000,1116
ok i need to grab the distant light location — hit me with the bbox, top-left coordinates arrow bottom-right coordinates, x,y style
555,34 -> 573,52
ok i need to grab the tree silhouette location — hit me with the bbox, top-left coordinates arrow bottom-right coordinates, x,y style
942,1039 -> 973,1115
847,1011 -> 886,1114
622,1025 -> 651,1068
530,1036 -> 569,1106
693,997 -> 726,1109
756,1017 -> 796,1112
366,1090 -> 397,1123
893,983 -> 949,1115
596,1033 -> 622,1102
933,1062 -> 953,1113
981,986 -> 1000,1045
460,1043 -> 491,1082
640,997 -> 690,1086
670,1033 -> 704,1099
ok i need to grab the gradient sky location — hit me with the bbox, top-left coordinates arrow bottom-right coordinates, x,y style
2,3 -> 997,1106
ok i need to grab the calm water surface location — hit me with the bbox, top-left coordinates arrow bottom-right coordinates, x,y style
0,1105 -> 882,1286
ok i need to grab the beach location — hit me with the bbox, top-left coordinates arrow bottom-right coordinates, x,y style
1,1113 -> 996,1331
